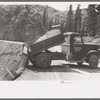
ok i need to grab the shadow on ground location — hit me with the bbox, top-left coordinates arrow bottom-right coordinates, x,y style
26,63 -> 100,74
26,64 -> 81,74
63,63 -> 100,73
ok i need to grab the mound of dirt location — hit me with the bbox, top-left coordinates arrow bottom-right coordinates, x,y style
83,37 -> 93,43
88,37 -> 100,44
0,40 -> 28,80
34,29 -> 61,43
83,36 -> 100,44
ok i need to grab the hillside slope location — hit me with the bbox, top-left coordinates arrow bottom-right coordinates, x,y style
0,5 -> 66,42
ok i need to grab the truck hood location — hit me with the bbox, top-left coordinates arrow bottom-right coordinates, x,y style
84,42 -> 100,46
84,42 -> 100,52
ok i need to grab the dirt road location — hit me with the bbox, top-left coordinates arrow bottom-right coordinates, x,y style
15,60 -> 100,80
15,45 -> 100,81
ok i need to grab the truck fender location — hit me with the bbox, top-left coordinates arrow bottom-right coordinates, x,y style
85,50 -> 100,62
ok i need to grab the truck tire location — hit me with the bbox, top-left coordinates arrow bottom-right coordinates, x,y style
34,53 -> 51,68
88,54 -> 99,69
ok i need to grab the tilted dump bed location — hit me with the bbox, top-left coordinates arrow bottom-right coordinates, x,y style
28,29 -> 65,56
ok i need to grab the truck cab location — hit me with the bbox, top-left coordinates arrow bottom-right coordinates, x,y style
61,32 -> 100,68
62,32 -> 84,61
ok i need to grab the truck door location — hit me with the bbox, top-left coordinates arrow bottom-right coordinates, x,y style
71,35 -> 84,61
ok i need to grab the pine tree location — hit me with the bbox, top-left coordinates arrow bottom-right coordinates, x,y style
55,14 -> 59,25
43,5 -> 48,30
81,17 -> 87,36
77,5 -> 82,33
61,22 -> 64,33
48,18 -> 53,31
65,4 -> 73,32
73,4 -> 81,33
25,5 -> 30,14
87,4 -> 97,36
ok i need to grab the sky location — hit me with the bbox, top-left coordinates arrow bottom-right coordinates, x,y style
30,2 -> 89,11
0,2 -> 99,11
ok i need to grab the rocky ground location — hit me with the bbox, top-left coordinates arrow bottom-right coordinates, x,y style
0,40 -> 27,80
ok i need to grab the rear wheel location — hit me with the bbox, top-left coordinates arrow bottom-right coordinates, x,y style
88,54 -> 99,69
34,53 -> 51,68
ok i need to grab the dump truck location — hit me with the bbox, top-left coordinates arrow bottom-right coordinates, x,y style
23,29 -> 100,69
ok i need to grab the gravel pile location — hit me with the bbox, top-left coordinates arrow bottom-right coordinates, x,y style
0,40 -> 28,80
89,38 -> 100,44
83,37 -> 100,44
34,29 -> 61,43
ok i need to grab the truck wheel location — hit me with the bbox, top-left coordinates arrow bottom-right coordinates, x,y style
88,54 -> 99,69
77,62 -> 83,66
34,53 -> 51,68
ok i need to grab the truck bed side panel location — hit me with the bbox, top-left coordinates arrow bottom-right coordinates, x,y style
30,34 -> 65,56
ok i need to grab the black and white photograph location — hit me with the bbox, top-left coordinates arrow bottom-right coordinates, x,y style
1,1 -> 100,98
0,2 -> 100,81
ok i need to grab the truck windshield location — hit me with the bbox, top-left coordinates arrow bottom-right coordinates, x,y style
74,36 -> 83,44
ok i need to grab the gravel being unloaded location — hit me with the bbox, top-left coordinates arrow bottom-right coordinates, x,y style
34,29 -> 61,43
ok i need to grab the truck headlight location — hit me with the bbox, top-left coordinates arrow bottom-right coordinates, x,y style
23,46 -> 28,55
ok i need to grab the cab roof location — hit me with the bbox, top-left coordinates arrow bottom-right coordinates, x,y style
63,32 -> 80,36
